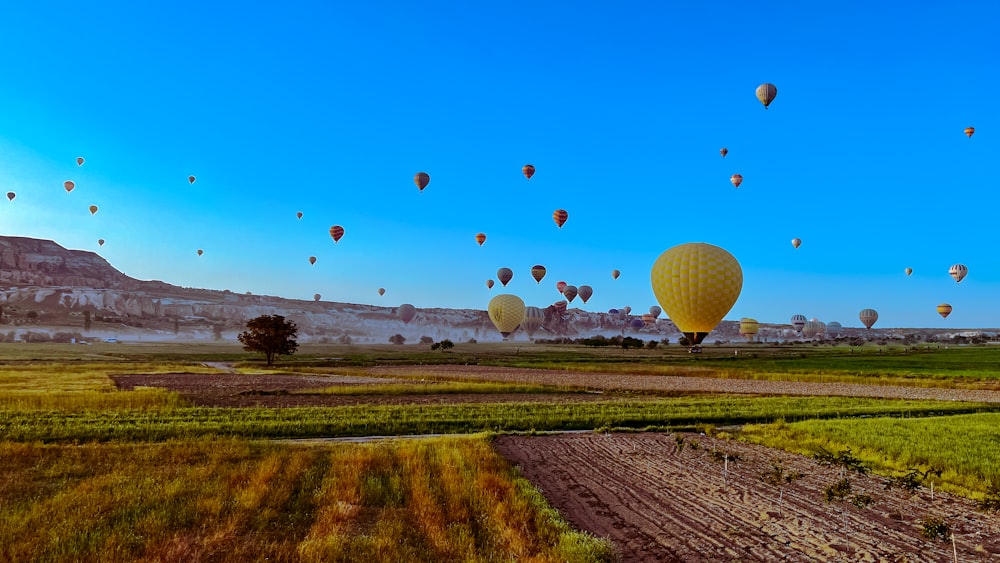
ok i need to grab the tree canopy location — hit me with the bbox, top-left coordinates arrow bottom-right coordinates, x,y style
237,315 -> 298,366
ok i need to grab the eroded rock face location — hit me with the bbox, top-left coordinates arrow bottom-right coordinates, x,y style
0,237 -> 139,290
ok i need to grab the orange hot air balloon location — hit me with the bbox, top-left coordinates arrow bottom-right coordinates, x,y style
5,192 -> 14,201
531,264 -> 546,284
475,233 -> 487,246
730,174 -> 743,188
414,172 -> 430,191
522,164 -> 535,180
937,303 -> 952,319
611,269 -> 620,280
756,83 -> 778,109
98,239 -> 105,246
497,267 -> 513,286
188,175 -> 196,184
308,256 -> 316,265
791,238 -> 802,249
553,209 -> 568,228
76,157 -> 85,166
88,205 -> 98,215
965,127 -> 975,138
486,279 -> 495,289
556,280 -> 567,293
197,249 -> 204,256
720,148 -> 728,158
296,211 -> 303,219
378,287 -> 386,296
329,225 -> 345,243
64,181 -> 75,193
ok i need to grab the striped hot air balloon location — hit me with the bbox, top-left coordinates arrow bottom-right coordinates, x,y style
937,304 -> 952,319
859,308 -> 878,329
530,265 -> 546,284
522,164 -> 535,179
553,209 -> 568,228
756,83 -> 777,109
330,225 -> 345,243
414,172 -> 430,191
949,264 -> 968,284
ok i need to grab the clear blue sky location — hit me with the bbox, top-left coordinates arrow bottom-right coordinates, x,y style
0,1 -> 996,329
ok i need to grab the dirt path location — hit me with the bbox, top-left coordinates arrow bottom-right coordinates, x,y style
366,365 -> 1000,403
494,432 -> 1000,562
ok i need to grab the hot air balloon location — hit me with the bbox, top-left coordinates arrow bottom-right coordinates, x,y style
5,192 -> 14,201
756,83 -> 777,109
98,239 -> 105,247
649,306 -> 661,318
611,269 -> 620,280
791,314 -> 807,333
522,164 -> 535,180
965,127 -> 975,138
739,318 -> 759,341
521,306 -> 545,338
64,181 -> 75,193
76,157 -> 85,166
949,264 -> 968,284
89,205 -> 98,215
378,287 -> 386,296
937,304 -> 952,319
817,322 -> 827,337
188,176 -> 196,184
486,279 -> 495,289
488,294 -> 526,339
497,267 -> 513,287
578,285 -> 593,304
556,281 -> 567,293
730,174 -> 743,188
562,285 -> 578,302
623,306 -> 632,316
552,300 -> 568,313
803,321 -> 821,339
475,233 -> 486,246
308,256 -> 317,265
641,313 -> 655,326
791,238 -> 801,249
630,318 -> 645,330
296,211 -> 303,219
651,242 -> 743,345
197,249 -> 204,256
553,209 -> 568,228
858,309 -> 878,329
905,267 -> 913,276
720,148 -> 728,158
314,294 -> 321,302
398,304 -> 417,324
414,172 -> 430,191
531,265 -> 546,284
330,225 -> 345,243
826,322 -> 842,337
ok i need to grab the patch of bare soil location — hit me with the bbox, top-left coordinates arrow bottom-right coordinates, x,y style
110,373 -> 607,407
494,432 -> 1000,563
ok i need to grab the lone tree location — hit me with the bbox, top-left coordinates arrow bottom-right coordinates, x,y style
238,315 -> 298,366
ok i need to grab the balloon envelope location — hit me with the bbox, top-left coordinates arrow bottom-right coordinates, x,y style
296,211 -> 303,219
651,243 -> 743,345
531,265 -> 546,284
556,281 -> 567,293
937,304 -> 952,319
965,127 -> 975,138
791,314 -> 807,333
611,269 -> 620,280
98,239 -> 105,246
188,175 -> 196,184
197,249 -> 204,256
791,238 -> 801,249
756,83 -> 777,108
414,172 -> 430,191
76,157 -> 85,166
488,294 -> 526,338
630,318 -> 645,329
314,294 -> 321,302
308,256 -> 316,265
720,148 -> 728,158
562,285 -> 578,302
330,225 -> 345,243
398,304 -> 417,324
859,308 -> 878,329
553,209 -> 568,228
826,322 -> 843,337
497,267 -> 513,286
89,205 -> 98,215
486,279 -> 494,289
739,318 -> 759,339
905,267 -> 913,276
378,287 -> 386,296
475,233 -> 486,246
64,181 -> 75,193
949,264 -> 967,283
649,306 -> 661,318
521,306 -> 545,337
5,192 -> 13,201
803,321 -> 821,338
578,285 -> 593,303
730,174 -> 743,188
522,164 -> 535,179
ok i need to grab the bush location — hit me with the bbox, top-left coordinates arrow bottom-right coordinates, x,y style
419,336 -> 434,344
389,334 -> 406,345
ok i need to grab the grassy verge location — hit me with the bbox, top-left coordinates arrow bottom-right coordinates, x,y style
298,381 -> 586,396
2,397 -> 993,443
739,413 -> 1000,499
0,436 -> 615,563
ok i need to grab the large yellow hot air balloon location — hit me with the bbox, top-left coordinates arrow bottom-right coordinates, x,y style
965,127 -> 975,138
739,318 -> 759,341
522,164 -> 535,180
859,308 -> 878,329
488,294 -> 526,339
497,267 -> 513,287
475,233 -> 487,246
553,209 -> 568,228
651,243 -> 743,345
414,172 -> 430,191
89,205 -> 98,215
398,304 -> 417,324
730,174 -> 743,188
937,304 -> 952,319
521,306 -> 545,338
530,265 -> 546,284
756,83 -> 777,109
330,225 -> 345,243
949,264 -> 968,284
